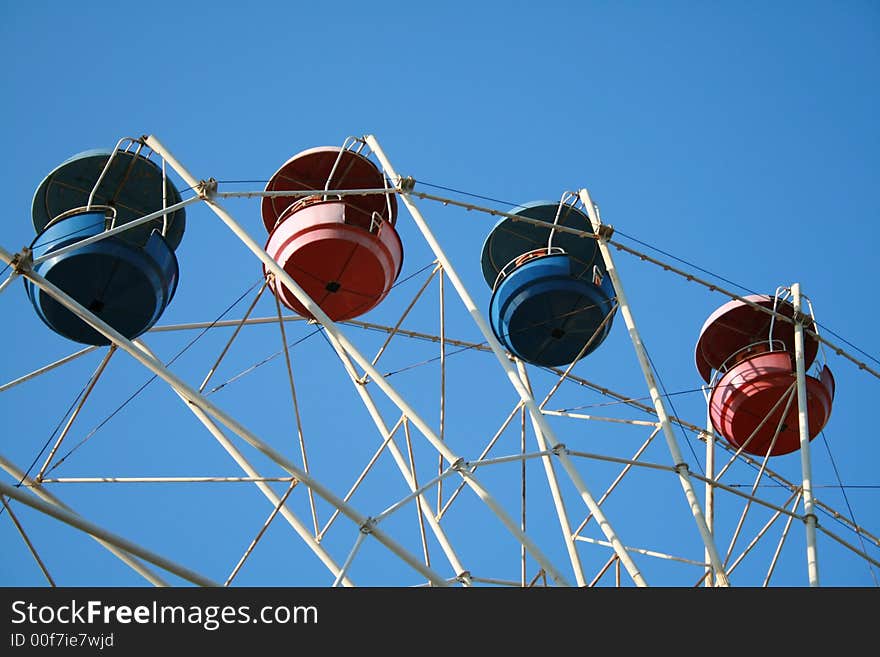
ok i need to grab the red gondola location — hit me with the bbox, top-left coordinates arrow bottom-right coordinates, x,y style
695,294 -> 834,457
261,146 -> 402,321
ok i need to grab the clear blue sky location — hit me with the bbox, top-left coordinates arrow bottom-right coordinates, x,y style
1,1 -> 877,587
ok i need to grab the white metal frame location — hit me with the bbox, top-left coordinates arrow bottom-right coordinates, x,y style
1,133 -> 876,588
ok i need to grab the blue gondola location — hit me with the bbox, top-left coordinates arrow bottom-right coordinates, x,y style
24,146 -> 185,345
480,201 -> 616,367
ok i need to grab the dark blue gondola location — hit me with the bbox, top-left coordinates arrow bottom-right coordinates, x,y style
25,146 -> 185,345
480,200 -> 616,367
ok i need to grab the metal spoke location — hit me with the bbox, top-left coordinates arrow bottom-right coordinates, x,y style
199,281 -> 268,392
0,346 -> 99,394
2,495 -> 56,586
35,346 -> 116,482
273,288 -> 319,537
403,420 -> 432,578
225,478 -> 298,586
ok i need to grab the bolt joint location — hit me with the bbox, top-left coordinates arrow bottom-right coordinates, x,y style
792,310 -> 809,325
399,176 -> 416,192
11,247 -> 32,274
451,457 -> 467,472
597,224 -> 615,240
197,178 -> 218,199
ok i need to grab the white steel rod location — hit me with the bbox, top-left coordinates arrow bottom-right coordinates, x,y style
162,156 -> 168,235
554,368 -> 708,435
273,291 -> 319,536
406,189 -> 599,240
131,338 -> 354,586
573,427 -> 660,537
31,196 -> 200,266
368,264 -> 438,370
726,490 -> 800,578
567,449 -> 677,473
372,466 -> 459,524
579,187 -> 729,586
38,476 -> 294,484
411,578 -> 460,587
35,346 -> 116,482
367,134 -> 639,586
153,316 -> 306,332
317,419 -> 401,540
0,270 -> 19,295
152,315 -> 493,356
1,252 -> 448,590
437,402 -> 524,519
686,471 -> 803,519
332,530 -> 368,587
765,493 -> 802,586
438,267 -> 447,516
469,450 -> 554,467
704,389 -> 715,587
199,281 -> 268,392
225,478 -> 298,586
0,479 -> 216,586
792,283 -> 820,586
589,554 -> 618,587
216,187 -> 399,200
574,536 -> 709,567
2,495 -> 56,585
0,452 -> 168,586
520,406 -> 527,588
541,410 -> 659,427
469,576 -> 522,587
526,569 -> 544,588
564,449 -> 812,525
516,360 -> 587,586
0,346 -> 99,393
316,338 -> 469,580
145,135 -> 559,586
403,421 -> 432,575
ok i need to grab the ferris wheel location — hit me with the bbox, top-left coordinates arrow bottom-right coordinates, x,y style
1,133 -> 877,588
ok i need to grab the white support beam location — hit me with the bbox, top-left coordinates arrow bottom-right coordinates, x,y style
31,197 -> 201,266
516,360 -> 587,586
704,390 -> 715,587
792,283 -> 820,586
578,187 -> 730,587
0,346 -> 99,394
